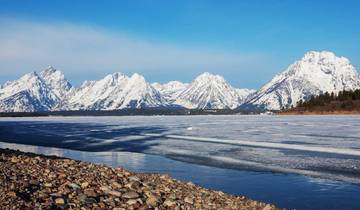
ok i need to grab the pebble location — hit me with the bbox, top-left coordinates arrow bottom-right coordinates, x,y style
163,199 -> 176,207
7,191 -> 16,197
146,196 -> 159,206
55,198 -> 65,205
129,176 -> 141,182
84,189 -> 97,197
81,182 -> 89,188
100,186 -> 111,194
122,191 -> 139,199
44,183 -> 52,188
184,196 -> 194,204
10,156 -> 19,163
126,199 -> 138,205
109,190 -> 122,197
68,183 -> 81,189
111,181 -> 122,189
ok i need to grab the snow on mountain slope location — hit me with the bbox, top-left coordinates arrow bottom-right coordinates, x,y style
66,73 -> 167,110
65,72 -> 129,110
173,72 -> 245,109
235,88 -> 256,102
39,66 -> 73,99
0,72 -> 59,112
116,73 -> 168,109
0,90 -> 46,112
152,81 -> 188,102
243,51 -> 360,110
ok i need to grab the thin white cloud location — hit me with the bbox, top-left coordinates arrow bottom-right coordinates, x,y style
0,18 -> 271,86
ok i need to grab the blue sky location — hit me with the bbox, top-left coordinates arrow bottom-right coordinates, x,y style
0,0 -> 359,88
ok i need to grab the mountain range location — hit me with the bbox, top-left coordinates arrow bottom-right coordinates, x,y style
1,51 -> 359,112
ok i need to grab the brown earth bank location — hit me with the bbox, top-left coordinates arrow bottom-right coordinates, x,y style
277,110 -> 360,115
0,148 -> 279,210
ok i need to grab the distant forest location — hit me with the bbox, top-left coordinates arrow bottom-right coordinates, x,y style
0,107 -> 261,117
283,89 -> 360,114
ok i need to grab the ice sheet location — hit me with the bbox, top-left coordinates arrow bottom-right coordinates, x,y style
0,115 -> 359,183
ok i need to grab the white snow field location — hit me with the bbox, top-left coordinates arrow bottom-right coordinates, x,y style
0,115 -> 360,183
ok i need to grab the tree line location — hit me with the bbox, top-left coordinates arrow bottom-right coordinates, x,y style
292,89 -> 360,111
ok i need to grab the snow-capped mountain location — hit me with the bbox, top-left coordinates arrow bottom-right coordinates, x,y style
39,66 -> 73,99
173,72 -> 252,109
0,66 -> 74,112
0,72 -> 60,112
243,51 -> 360,110
66,73 -> 167,110
114,73 -> 168,109
152,81 -> 188,102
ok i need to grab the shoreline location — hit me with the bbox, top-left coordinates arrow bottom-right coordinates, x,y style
277,110 -> 360,115
0,148 -> 278,210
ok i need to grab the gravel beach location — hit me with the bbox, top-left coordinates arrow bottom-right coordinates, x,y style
0,148 -> 279,210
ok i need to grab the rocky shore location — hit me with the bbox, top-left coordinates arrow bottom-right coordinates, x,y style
0,148 -> 278,210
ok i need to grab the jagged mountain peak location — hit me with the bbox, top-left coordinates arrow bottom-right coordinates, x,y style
101,72 -> 128,84
65,72 -> 129,110
40,66 -> 64,78
65,72 -> 167,110
286,51 -> 359,87
195,72 -> 232,88
196,71 -> 215,77
174,72 -> 246,109
80,80 -> 96,88
123,73 -> 149,91
243,51 -> 360,110
19,71 -> 40,81
106,72 -> 126,79
129,73 -> 146,83
302,51 -> 349,63
0,69 -> 60,112
5,71 -> 43,92
303,50 -> 335,59
286,51 -> 353,76
42,65 -> 57,73
116,73 -> 168,109
39,66 -> 73,99
194,72 -> 225,82
87,72 -> 128,91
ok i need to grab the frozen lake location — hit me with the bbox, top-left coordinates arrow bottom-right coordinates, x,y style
0,115 -> 360,209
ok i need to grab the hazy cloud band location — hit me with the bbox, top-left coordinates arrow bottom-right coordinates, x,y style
0,18 -> 271,86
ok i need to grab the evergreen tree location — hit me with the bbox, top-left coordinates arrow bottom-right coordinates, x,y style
291,89 -> 360,111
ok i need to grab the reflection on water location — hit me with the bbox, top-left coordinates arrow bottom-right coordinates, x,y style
1,142 -> 360,210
